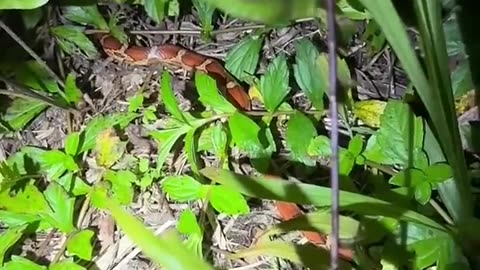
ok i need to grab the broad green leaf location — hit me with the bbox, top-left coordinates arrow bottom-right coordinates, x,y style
0,211 -> 41,228
199,185 -> 249,215
149,125 -> 191,171
424,163 -> 453,183
51,26 -> 97,59
144,0 -> 167,23
307,135 -> 331,157
339,149 -> 356,176
57,173 -> 91,196
41,150 -> 79,180
389,168 -> 426,187
90,185 -> 214,270
2,98 -> 47,131
177,209 -> 202,235
195,72 -> 236,113
286,111 -> 317,166
415,182 -> 432,205
63,5 -> 108,30
361,19 -> 386,57
161,70 -> 189,123
44,182 -> 75,233
49,259 -> 86,270
66,229 -> 94,261
293,39 -> 326,110
0,182 -> 50,215
161,175 -> 202,202
364,100 -> 424,167
260,54 -> 290,112
348,134 -> 364,157
437,236 -> 470,270
337,0 -> 371,20
104,170 -> 136,205
228,112 -> 267,158
177,209 -> 203,258
1,256 -> 46,270
199,0 -> 321,25
128,92 -> 144,112
225,35 -> 264,81
64,73 -> 83,104
94,129 -> 126,168
0,0 -> 48,10
0,225 -> 27,264
64,132 -> 80,157
200,167 -> 447,232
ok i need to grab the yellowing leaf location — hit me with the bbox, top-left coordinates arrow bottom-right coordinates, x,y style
248,84 -> 263,103
94,129 -> 126,168
353,100 -> 387,128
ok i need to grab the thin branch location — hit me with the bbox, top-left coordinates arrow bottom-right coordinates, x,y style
326,0 -> 340,268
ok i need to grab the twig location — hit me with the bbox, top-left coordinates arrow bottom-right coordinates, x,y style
0,20 -> 65,89
326,0 -> 340,268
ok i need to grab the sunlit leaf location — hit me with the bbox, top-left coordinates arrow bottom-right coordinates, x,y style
286,111 -> 317,166
44,182 -> 75,233
0,0 -> 48,10
162,175 -> 202,202
195,72 -> 236,113
0,224 -> 27,264
260,54 -> 290,112
66,229 -> 94,261
94,129 -> 126,168
225,35 -> 264,81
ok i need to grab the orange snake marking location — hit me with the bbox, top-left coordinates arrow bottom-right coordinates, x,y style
95,33 -> 251,110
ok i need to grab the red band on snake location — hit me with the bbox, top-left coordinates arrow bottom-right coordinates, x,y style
95,33 -> 251,111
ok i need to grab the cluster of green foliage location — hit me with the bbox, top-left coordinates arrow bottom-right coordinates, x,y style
0,0 -> 479,269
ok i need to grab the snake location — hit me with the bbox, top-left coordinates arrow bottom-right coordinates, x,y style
95,33 -> 353,260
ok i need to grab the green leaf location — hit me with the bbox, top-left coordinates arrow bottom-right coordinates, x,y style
41,150 -> 79,180
64,73 -> 83,104
286,111 -> 317,166
57,173 -> 91,196
0,0 -> 48,10
0,225 -> 27,264
177,209 -> 202,235
0,211 -> 41,228
348,135 -> 364,157
2,98 -> 47,131
0,182 -> 50,215
177,209 -> 203,258
144,0 -> 167,23
200,168 -> 447,232
364,100 -> 424,167
307,135 -> 331,157
195,72 -> 237,113
21,8 -> 44,29
64,132 -> 80,157
44,182 -> 76,233
89,185 -> 214,270
389,168 -> 426,187
228,112 -> 267,158
415,181 -> 432,205
161,175 -> 202,202
260,54 -> 290,112
63,5 -> 108,30
339,149 -> 356,176
293,39 -> 326,110
149,125 -> 191,171
66,229 -> 94,261
199,0 -> 321,25
51,26 -> 98,59
424,163 -> 453,183
225,35 -> 264,81
184,127 -> 201,178
161,70 -> 189,123
1,256 -> 46,270
128,93 -> 144,112
199,185 -> 249,215
192,0 -> 215,35
104,170 -> 136,205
